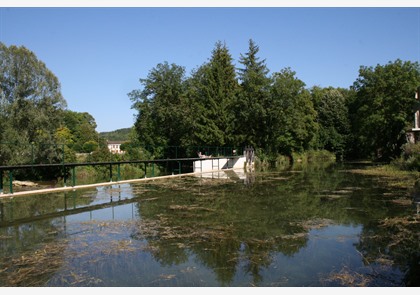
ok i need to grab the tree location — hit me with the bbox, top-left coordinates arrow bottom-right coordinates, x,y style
311,86 -> 351,158
349,59 -> 420,161
235,39 -> 272,149
62,110 -> 99,153
269,68 -> 318,157
129,62 -> 188,158
0,42 -> 67,177
187,41 -> 239,147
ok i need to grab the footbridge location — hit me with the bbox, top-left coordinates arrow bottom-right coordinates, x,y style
0,155 -> 248,197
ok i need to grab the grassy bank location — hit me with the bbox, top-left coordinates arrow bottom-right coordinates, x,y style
348,163 -> 420,190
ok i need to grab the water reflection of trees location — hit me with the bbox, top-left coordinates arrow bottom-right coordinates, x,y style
0,188 -> 105,286
1,163 -> 418,286
132,174 -> 317,285
132,163 -> 418,286
0,218 -> 68,286
0,190 -> 96,226
355,216 -> 420,286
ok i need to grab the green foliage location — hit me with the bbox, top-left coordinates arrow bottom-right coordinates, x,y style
4,40 -> 419,183
349,59 -> 420,161
293,150 -> 336,163
269,68 -> 318,156
129,41 -> 420,165
82,140 -> 99,153
0,42 -> 67,179
129,62 -> 188,158
62,110 -> 99,153
86,144 -> 113,163
100,128 -> 132,141
391,143 -> 420,171
187,41 -> 239,147
311,87 -> 351,158
129,40 -> 323,162
234,39 -> 272,148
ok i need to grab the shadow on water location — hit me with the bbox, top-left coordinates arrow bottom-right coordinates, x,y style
0,162 -> 419,287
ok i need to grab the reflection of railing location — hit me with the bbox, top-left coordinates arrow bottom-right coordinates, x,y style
0,156 -> 242,195
0,188 -> 134,227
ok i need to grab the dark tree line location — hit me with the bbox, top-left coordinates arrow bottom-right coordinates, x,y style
130,39 -> 420,162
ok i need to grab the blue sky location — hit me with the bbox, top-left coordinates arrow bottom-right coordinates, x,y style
1,4 -> 419,132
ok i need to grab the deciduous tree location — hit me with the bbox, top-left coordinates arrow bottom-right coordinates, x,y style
129,62 -> 187,158
269,68 -> 318,157
349,59 -> 420,161
311,86 -> 350,158
0,42 -> 67,177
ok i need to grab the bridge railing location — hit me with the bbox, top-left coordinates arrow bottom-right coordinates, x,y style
0,142 -> 244,166
0,156 -> 243,195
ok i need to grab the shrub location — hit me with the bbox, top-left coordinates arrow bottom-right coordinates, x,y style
391,143 -> 420,171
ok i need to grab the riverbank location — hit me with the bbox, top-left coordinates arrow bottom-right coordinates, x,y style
348,163 -> 420,190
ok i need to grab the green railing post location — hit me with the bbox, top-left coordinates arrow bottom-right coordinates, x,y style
152,162 -> 155,177
144,163 -> 147,178
31,142 -> 34,166
109,164 -> 113,182
62,144 -> 65,165
62,144 -> 66,187
178,161 -> 181,174
63,167 -> 67,187
0,171 -> 3,194
117,163 -> 121,182
9,170 -> 13,194
72,190 -> 76,209
72,166 -> 76,187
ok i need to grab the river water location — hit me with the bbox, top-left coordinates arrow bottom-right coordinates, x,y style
0,162 -> 419,287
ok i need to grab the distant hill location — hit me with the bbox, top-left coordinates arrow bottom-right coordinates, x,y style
100,127 -> 132,142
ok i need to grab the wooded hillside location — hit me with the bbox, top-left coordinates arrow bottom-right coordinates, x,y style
100,128 -> 132,141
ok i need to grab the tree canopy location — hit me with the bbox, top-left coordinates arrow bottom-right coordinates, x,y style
129,40 -> 420,163
235,39 -> 272,149
2,39 -> 420,179
0,42 -> 67,173
349,59 -> 420,161
0,43 -> 106,178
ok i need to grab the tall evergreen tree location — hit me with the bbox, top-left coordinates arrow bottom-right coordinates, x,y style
235,39 -> 272,149
187,41 -> 239,147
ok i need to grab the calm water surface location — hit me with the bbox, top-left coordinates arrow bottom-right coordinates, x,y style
0,163 -> 419,287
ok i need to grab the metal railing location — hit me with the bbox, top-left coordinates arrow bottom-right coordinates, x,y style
0,142 -> 243,165
0,156 -> 241,195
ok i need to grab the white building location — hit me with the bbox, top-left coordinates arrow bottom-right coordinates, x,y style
407,87 -> 420,143
107,141 -> 125,154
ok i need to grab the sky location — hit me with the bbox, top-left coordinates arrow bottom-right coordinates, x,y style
1,1 -> 419,133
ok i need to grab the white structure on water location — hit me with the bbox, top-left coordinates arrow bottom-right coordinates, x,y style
193,157 -> 246,173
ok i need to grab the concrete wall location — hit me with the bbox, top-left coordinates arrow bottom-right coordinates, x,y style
193,156 -> 245,173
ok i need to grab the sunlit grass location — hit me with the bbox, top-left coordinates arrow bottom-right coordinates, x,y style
349,164 -> 420,190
